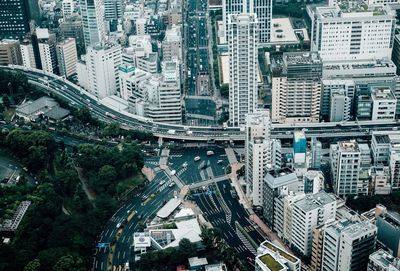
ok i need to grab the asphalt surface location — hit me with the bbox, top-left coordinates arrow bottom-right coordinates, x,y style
93,157 -> 176,271
189,180 -> 267,269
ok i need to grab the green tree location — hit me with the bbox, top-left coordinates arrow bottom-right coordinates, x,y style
23,259 -> 40,271
200,227 -> 223,250
178,238 -> 197,259
2,95 -> 10,109
53,255 -> 85,271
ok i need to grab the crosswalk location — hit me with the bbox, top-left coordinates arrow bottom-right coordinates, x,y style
158,179 -> 174,192
235,224 -> 257,255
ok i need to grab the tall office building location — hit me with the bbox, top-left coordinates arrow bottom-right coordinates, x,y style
293,131 -> 307,165
223,0 -> 272,44
311,137 -> 322,169
330,140 -> 364,197
104,0 -> 123,31
20,40 -> 37,69
56,38 -> 78,78
36,28 -> 58,74
321,219 -> 377,271
228,13 -> 258,126
0,40 -> 22,66
59,16 -> 85,55
162,25 -> 182,62
77,43 -> 122,99
62,0 -> 74,18
321,80 -> 355,121
80,0 -> 105,48
271,52 -> 322,124
329,89 -> 351,122
245,110 -> 272,206
309,3 -> 395,62
0,0 -> 30,40
291,191 -> 336,257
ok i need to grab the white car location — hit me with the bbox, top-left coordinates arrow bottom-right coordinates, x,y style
194,156 -> 201,162
159,180 -> 166,186
168,183 -> 175,188
170,170 -> 176,176
116,223 -> 121,228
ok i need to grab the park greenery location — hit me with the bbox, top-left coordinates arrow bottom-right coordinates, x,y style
0,129 -> 146,271
346,192 -> 400,213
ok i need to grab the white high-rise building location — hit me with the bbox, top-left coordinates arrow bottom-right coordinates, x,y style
291,191 -> 337,257
223,0 -> 272,44
322,219 -> 377,271
245,110 -> 282,206
77,44 -> 122,99
271,52 -> 322,124
321,79 -> 355,120
330,89 -> 351,122
80,0 -> 105,48
309,3 -> 395,62
330,140 -> 364,197
36,28 -> 58,74
228,13 -> 258,126
62,0 -> 74,18
56,38 -> 78,77
20,41 -> 37,69
162,25 -> 182,62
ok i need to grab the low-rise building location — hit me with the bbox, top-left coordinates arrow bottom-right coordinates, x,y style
368,249 -> 400,271
255,241 -> 301,271
16,97 -> 70,122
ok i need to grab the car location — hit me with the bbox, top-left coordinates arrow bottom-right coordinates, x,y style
159,180 -> 166,186
206,151 -> 214,156
116,223 -> 121,228
168,183 -> 175,188
194,156 -> 201,162
182,162 -> 188,168
217,160 -> 223,164
170,170 -> 176,175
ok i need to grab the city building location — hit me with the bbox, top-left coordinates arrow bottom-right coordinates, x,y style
20,40 -> 37,69
310,138 -> 322,169
310,223 -> 332,271
321,79 -> 355,120
104,0 -> 123,31
223,0 -> 272,44
227,13 -> 258,126
245,110 -> 273,206
321,219 -> 377,271
80,0 -> 105,48
330,89 -> 351,122
0,0 -> 37,40
293,131 -> 306,166
56,38 -> 78,78
372,132 -> 400,166
330,140 -> 364,197
376,211 -> 400,257
370,166 -> 392,195
291,191 -> 337,257
368,249 -> 400,271
77,43 -> 122,99
255,241 -> 301,271
308,2 -> 395,62
62,0 -> 74,18
0,40 -> 22,66
303,170 -> 324,194
371,87 -> 397,121
59,16 -> 85,55
263,168 -> 302,227
36,28 -> 58,74
15,96 -> 70,122
271,52 -> 322,124
393,34 -> 400,75
162,25 -> 182,62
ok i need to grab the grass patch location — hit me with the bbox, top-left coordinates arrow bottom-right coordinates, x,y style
116,173 -> 146,196
3,109 -> 15,121
259,254 -> 284,271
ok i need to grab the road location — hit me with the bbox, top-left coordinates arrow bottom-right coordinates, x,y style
1,66 -> 399,142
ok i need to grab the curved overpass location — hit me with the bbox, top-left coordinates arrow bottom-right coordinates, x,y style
2,65 -> 399,141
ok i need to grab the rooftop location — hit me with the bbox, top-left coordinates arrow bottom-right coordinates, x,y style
338,140 -> 360,153
371,87 -> 396,100
43,106 -> 70,120
258,254 -> 285,271
265,168 -> 298,189
259,241 -> 299,264
369,249 -> 400,268
283,51 -> 321,66
294,191 -> 336,212
156,198 -> 181,219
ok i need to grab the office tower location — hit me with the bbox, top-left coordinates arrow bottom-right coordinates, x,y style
146,61 -> 182,124
227,13 -> 258,126
303,170 -> 324,194
390,146 -> 400,191
255,241 -> 301,271
271,52 -> 322,124
321,80 -> 355,121
330,140 -> 364,197
293,131 -> 306,165
62,0 -> 74,18
119,66 -> 152,103
104,0 -> 123,31
371,87 -> 397,121
368,249 -> 400,271
245,110 -> 272,206
162,25 -> 182,62
330,90 -> 351,122
309,3 -> 395,62
263,168 -> 301,227
56,38 -> 78,78
371,166 -> 391,195
376,212 -> 400,257
291,191 -> 336,257
393,35 -> 400,75
0,40 -> 22,66
311,138 -> 322,169
77,44 -> 122,99
223,0 -> 272,44
59,16 -> 85,55
321,219 -> 377,271
0,0 -> 29,40
20,40 -> 37,68
36,28 -> 58,74
372,132 -> 400,166
311,223 -> 331,271
80,0 -> 105,48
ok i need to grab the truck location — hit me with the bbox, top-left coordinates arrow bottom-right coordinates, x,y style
167,129 -> 176,135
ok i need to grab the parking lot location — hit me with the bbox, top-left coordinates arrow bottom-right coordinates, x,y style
167,146 -> 229,185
